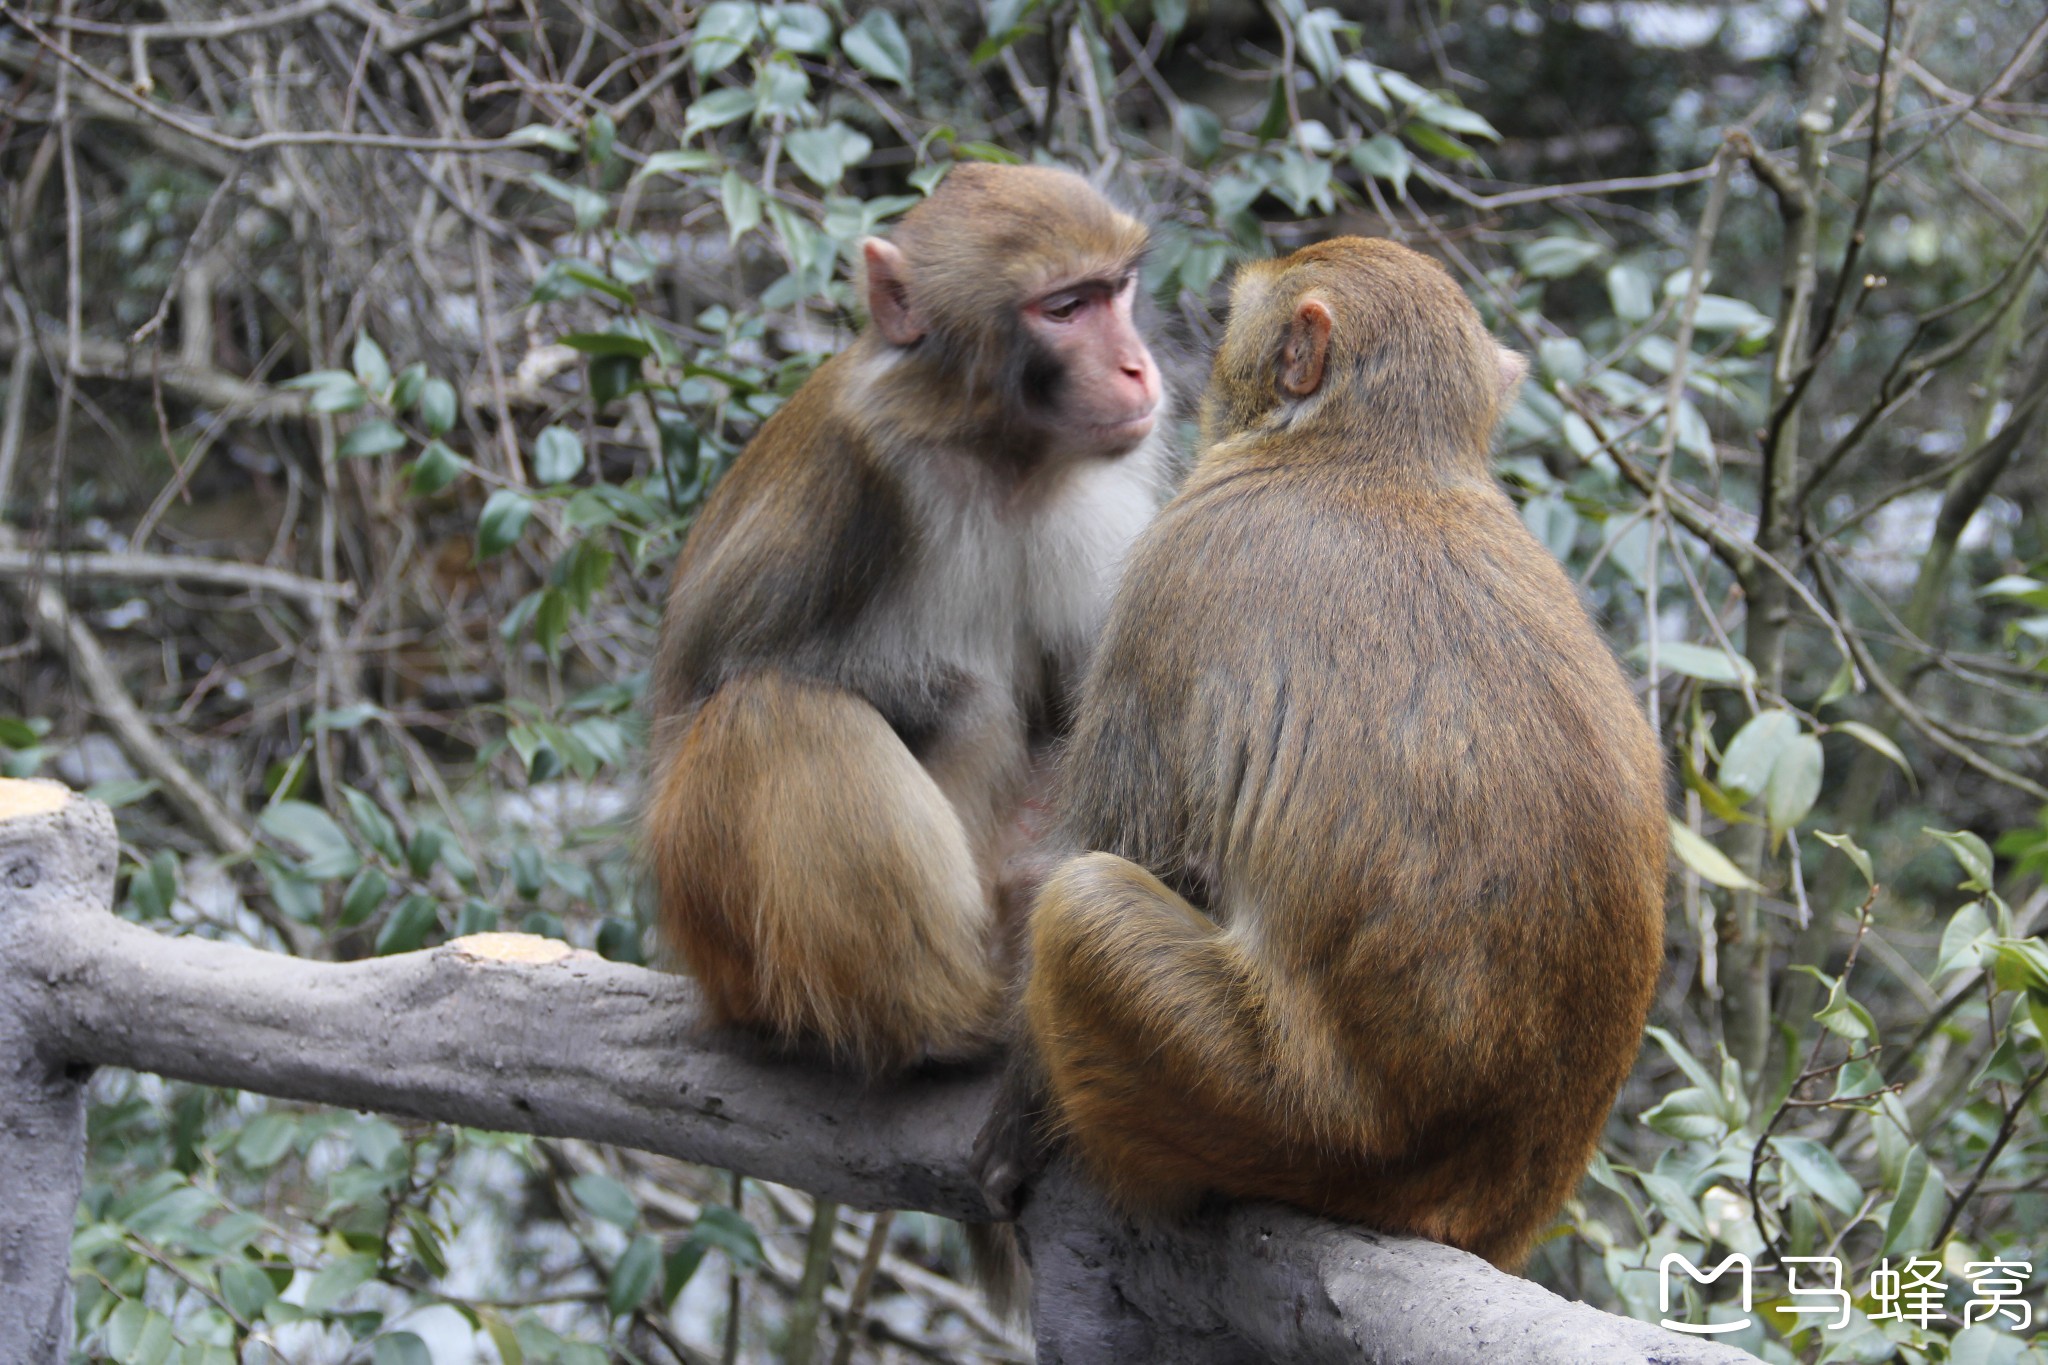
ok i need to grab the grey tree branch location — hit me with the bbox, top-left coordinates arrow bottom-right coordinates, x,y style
0,782 -> 1760,1365
0,548 -> 355,604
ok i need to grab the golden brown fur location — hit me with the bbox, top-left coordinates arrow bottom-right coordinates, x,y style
645,165 -> 1172,1076
1013,237 -> 1668,1269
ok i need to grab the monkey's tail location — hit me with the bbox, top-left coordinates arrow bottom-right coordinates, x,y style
965,1222 -> 1031,1325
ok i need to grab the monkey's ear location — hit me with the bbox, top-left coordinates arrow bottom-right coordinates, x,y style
1280,298 -> 1333,398
1494,345 -> 1529,400
861,238 -> 925,346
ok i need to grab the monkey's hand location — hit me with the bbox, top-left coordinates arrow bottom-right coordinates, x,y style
972,1061 -> 1052,1220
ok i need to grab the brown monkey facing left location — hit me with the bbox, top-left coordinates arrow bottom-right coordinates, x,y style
981,236 -> 1666,1270
644,165 -> 1173,1076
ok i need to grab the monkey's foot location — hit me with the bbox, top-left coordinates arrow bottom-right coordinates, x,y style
972,1075 -> 1051,1219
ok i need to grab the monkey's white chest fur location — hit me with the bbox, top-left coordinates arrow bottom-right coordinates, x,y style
886,432 -> 1171,697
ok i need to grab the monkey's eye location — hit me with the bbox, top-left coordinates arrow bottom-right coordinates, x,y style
1040,295 -> 1085,322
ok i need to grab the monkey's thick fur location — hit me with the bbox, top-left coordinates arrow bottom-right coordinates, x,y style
644,166 -> 1171,1077
1021,237 -> 1667,1270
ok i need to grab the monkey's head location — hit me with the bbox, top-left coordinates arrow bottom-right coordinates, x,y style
1202,237 -> 1527,470
856,164 -> 1162,462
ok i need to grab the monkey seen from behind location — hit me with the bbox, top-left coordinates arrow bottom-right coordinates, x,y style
984,236 -> 1669,1271
644,164 -> 1175,1077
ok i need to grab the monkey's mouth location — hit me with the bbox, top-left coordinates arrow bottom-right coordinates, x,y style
1090,408 -> 1158,448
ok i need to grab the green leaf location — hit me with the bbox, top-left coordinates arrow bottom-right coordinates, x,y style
479,1309 -> 525,1365
1972,1032 -> 2030,1088
376,894 -> 440,955
684,87 -> 758,141
218,1260 -> 276,1321
1518,237 -> 1606,280
1292,7 -> 1349,81
1981,574 -> 2048,609
843,11 -> 911,84
1668,818 -> 1762,891
289,370 -> 368,414
1816,657 -> 1857,707
1177,103 -> 1221,163
1773,1137 -> 1863,1216
1253,78 -> 1290,142
785,122 -> 873,188
1350,135 -> 1412,199
635,148 -> 722,181
304,1253 -> 378,1313
720,170 -> 765,242
755,64 -> 809,126
1633,641 -> 1757,687
1637,1170 -> 1710,1241
584,111 -> 617,165
340,866 -> 391,928
1991,937 -> 2048,994
234,1112 -> 297,1169
1833,721 -> 1912,783
352,333 -> 392,395
609,1235 -> 662,1317
533,426 -> 586,485
692,1 -> 761,76
1936,900 -> 1994,976
338,419 -> 407,460
508,123 -> 577,153
455,899 -> 499,935
1689,294 -> 1773,339
476,489 -> 534,559
1417,100 -> 1500,141
1641,1085 -> 1726,1140
1811,970 -> 1876,1041
104,1302 -> 176,1365
767,3 -> 833,53
591,354 -> 638,408
559,332 -> 654,358
91,778 -> 158,809
532,172 -> 609,232
419,378 -> 457,437
689,1205 -> 763,1269
1881,1145 -> 1945,1255
1375,68 -> 1434,108
259,801 -> 360,881
1537,337 -> 1588,386
408,440 -> 466,497
1814,830 -> 1873,888
1402,122 -> 1476,162
1833,1054 -> 1884,1101
1764,733 -> 1823,839
573,1171 -> 640,1228
374,1333 -> 432,1365
406,825 -> 443,878
1719,708 -> 1798,798
1925,827 -> 1996,892
1606,263 -> 1654,323
391,363 -> 427,411
1342,58 -> 1389,111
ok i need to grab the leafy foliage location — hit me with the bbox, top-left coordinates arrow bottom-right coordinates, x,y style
2,0 -> 2045,1360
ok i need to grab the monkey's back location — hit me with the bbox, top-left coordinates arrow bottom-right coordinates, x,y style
1060,462 -> 1667,1261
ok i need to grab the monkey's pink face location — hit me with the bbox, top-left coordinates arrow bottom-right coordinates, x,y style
1022,275 -> 1162,457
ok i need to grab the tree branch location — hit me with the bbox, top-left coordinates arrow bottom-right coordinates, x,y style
0,783 -> 1762,1364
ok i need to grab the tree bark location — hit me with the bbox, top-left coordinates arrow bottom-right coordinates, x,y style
0,780 -> 1759,1364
